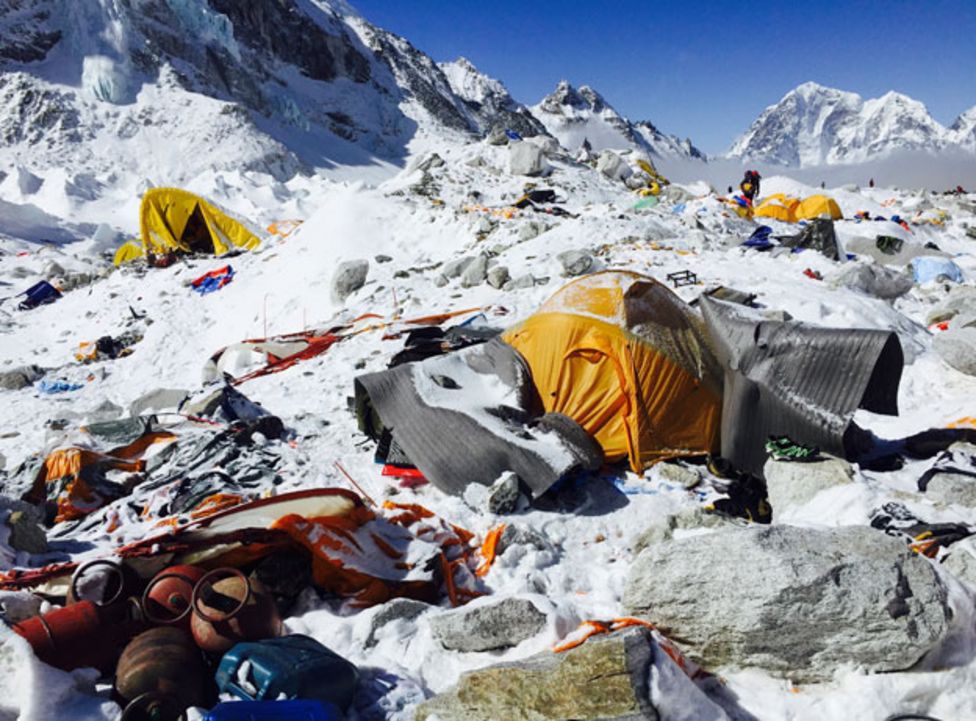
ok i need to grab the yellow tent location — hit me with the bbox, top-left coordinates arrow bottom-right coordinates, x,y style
115,188 -> 260,265
755,193 -> 799,222
794,194 -> 843,221
502,271 -> 722,471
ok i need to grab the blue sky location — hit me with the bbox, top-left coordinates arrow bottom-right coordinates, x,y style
352,1 -> 976,154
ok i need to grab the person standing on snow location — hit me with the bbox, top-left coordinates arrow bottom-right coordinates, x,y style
739,170 -> 761,204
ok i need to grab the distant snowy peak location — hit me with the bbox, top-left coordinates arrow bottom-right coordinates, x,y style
438,57 -> 547,137
728,81 -> 957,166
951,106 -> 976,149
531,80 -> 705,160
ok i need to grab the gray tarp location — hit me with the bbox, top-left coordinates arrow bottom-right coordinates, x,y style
355,338 -> 603,498
701,297 -> 903,477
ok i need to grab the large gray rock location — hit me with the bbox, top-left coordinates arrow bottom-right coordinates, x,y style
632,507 -> 746,554
331,259 -> 369,301
934,318 -> 976,376
526,135 -> 561,156
519,219 -> 546,241
486,265 -> 510,289
416,627 -> 728,721
460,254 -> 488,288
365,598 -> 432,648
623,525 -> 950,682
596,150 -> 632,182
944,542 -> 976,587
442,255 -> 475,279
556,250 -> 593,277
924,472 -> 976,508
764,455 -> 854,520
0,365 -> 44,391
509,142 -> 547,177
429,596 -> 546,652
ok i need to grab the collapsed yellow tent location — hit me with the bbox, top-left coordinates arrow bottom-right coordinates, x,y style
794,194 -> 843,221
502,271 -> 723,471
115,188 -> 260,265
755,193 -> 799,222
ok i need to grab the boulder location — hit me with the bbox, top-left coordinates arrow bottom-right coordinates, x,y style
505,274 -> 536,290
331,259 -> 369,302
364,598 -> 432,648
596,150 -> 632,182
934,317 -> 976,376
509,142 -> 547,177
632,507 -> 746,554
622,525 -> 950,682
763,455 -> 854,519
923,472 -> 976,508
0,365 -> 44,391
428,596 -> 546,652
944,543 -> 976,587
556,250 -> 593,277
442,255 -> 475,280
486,266 -> 510,289
460,254 -> 488,288
526,135 -> 561,156
415,627 -> 728,721
5,510 -> 47,554
463,471 -> 521,515
518,219 -> 546,241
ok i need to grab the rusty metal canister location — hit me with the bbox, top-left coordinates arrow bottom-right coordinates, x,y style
190,568 -> 282,655
12,600 -> 140,675
142,565 -> 207,629
115,627 -> 207,721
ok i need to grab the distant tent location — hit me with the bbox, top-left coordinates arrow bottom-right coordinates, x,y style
502,271 -> 723,470
794,194 -> 843,221
755,194 -> 799,222
114,188 -> 260,265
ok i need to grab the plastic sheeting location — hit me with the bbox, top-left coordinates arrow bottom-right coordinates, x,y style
701,297 -> 903,477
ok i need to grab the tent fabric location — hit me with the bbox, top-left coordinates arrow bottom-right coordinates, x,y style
503,271 -> 723,471
794,194 -> 843,221
117,188 -> 260,264
780,218 -> 842,260
700,296 -> 903,477
755,194 -> 799,222
355,338 -> 603,499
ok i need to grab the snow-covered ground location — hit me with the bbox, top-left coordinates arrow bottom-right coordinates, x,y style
2,130 -> 976,721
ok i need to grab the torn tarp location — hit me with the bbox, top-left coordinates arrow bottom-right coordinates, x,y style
355,338 -> 603,498
701,296 -> 903,477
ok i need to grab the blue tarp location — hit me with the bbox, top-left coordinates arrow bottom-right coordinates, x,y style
912,256 -> 964,284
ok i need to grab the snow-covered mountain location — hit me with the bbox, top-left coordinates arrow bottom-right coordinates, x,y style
728,82 -> 960,167
951,106 -> 976,151
439,57 -> 547,138
530,81 -> 705,160
0,0 -> 546,196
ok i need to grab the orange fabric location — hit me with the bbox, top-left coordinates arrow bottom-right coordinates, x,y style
189,493 -> 245,519
24,433 -> 175,523
553,617 -> 701,678
475,523 -> 507,577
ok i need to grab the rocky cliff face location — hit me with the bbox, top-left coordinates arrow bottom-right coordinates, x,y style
0,0 -> 549,186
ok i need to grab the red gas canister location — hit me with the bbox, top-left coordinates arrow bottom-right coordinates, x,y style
142,565 -> 207,629
13,600 -> 142,675
190,568 -> 282,655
